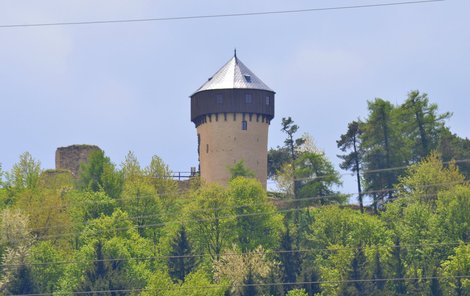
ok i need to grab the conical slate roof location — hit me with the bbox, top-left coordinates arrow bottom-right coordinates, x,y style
193,54 -> 274,94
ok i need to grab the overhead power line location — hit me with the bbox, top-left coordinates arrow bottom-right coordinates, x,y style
0,0 -> 445,29
2,241 -> 464,268
7,183 -> 468,244
11,275 -> 470,296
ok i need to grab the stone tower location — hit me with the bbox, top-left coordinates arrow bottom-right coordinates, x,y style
55,144 -> 101,176
191,53 -> 275,187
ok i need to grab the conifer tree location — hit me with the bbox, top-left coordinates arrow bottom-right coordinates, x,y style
337,121 -> 364,212
340,246 -> 368,296
168,225 -> 195,281
242,268 -> 257,296
279,222 -> 300,293
372,248 -> 385,291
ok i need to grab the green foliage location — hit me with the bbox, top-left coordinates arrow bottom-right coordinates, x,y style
29,241 -> 66,293
214,245 -> 276,296
286,288 -> 308,296
0,163 -> 4,188
167,225 -> 195,282
0,209 -> 34,293
14,188 -> 71,240
337,120 -> 364,212
396,152 -> 465,206
295,152 -> 346,205
143,269 -> 227,296
307,206 -> 392,295
229,160 -> 255,180
438,129 -> 470,178
229,177 -> 282,252
1,142 -> 469,294
268,147 -> 290,179
7,152 -> 41,191
436,185 -> 470,242
441,243 -> 470,295
399,91 -> 451,161
361,98 -> 408,206
185,183 -> 233,261
78,149 -> 123,198
57,210 -> 153,294
145,155 -> 179,199
67,191 -> 116,224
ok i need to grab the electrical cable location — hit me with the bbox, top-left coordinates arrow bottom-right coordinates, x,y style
10,275 -> 470,296
2,241 -> 465,268
0,0 -> 445,29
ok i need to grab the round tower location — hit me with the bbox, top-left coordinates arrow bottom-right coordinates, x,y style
191,53 -> 275,187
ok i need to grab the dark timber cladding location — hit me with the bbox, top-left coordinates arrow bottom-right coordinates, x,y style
191,88 -> 275,125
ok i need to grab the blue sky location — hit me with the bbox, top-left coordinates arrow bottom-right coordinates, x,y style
1,0 -> 468,195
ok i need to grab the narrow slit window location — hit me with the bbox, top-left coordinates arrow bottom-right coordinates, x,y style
266,96 -> 270,105
245,94 -> 252,104
216,94 -> 223,104
206,144 -> 209,153
242,120 -> 248,130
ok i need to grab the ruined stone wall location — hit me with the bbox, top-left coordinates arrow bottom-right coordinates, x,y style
55,145 -> 101,176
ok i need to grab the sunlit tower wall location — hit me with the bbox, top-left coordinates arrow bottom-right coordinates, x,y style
190,53 -> 275,187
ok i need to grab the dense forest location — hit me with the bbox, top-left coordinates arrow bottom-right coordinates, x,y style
0,90 -> 469,295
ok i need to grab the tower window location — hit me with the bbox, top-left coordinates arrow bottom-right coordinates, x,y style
242,120 -> 247,130
216,94 -> 223,104
245,94 -> 252,104
244,75 -> 252,83
206,144 -> 209,153
266,96 -> 270,105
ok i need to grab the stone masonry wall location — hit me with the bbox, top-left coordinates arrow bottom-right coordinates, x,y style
55,145 -> 101,176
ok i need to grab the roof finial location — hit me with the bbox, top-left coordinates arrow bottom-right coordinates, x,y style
234,48 -> 237,58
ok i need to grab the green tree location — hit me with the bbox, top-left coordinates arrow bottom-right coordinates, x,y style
29,241 -> 66,293
286,289 -> 308,296
214,245 -> 276,296
229,160 -> 255,180
143,269 -> 227,296
399,90 -> 451,162
168,225 -> 195,282
396,152 -> 465,207
229,177 -> 282,252
15,188 -> 72,240
441,243 -> 470,295
145,155 -> 179,199
268,147 -> 290,179
307,206 -> 392,295
186,183 -> 233,261
438,129 -> 470,179
0,163 -> 4,188
279,222 -> 301,294
337,120 -> 364,212
78,149 -> 123,198
340,245 -> 369,296
0,209 -> 35,293
7,152 -> 41,191
57,210 -> 153,294
436,185 -> 470,243
361,98 -> 409,208
295,151 -> 346,205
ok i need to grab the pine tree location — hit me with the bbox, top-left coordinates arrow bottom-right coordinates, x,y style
391,238 -> 407,295
279,222 -> 300,294
337,120 -> 364,213
372,248 -> 385,291
168,225 -> 195,281
6,264 -> 36,295
340,246 -> 368,296
430,269 -> 443,296
242,268 -> 257,296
